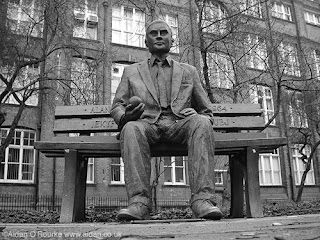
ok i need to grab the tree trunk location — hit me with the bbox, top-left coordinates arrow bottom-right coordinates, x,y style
0,110 -> 5,126
295,160 -> 311,203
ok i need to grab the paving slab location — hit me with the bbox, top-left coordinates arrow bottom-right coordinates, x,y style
1,214 -> 320,240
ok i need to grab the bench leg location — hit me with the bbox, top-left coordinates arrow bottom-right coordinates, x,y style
244,146 -> 263,218
60,150 -> 88,223
229,154 -> 245,218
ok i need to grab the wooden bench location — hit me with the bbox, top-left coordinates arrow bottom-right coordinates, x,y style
34,103 -> 287,223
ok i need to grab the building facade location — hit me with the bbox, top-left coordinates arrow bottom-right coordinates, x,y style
1,0 -> 320,206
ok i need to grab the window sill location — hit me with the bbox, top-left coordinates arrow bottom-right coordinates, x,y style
111,42 -> 180,56
240,13 -> 265,21
272,16 -> 294,24
86,183 -> 96,186
72,36 -> 100,43
109,183 -> 126,187
295,184 -> 318,187
247,67 -> 267,72
162,184 -> 189,188
260,185 -> 283,187
0,182 -> 35,186
111,42 -> 148,51
215,185 -> 226,192
306,22 -> 320,28
289,126 -> 309,129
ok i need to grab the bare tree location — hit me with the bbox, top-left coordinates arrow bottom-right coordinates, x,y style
0,0 -> 105,163
192,0 -> 320,202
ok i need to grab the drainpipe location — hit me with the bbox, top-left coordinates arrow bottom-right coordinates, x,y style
188,0 -> 196,66
102,1 -> 109,104
52,158 -> 56,210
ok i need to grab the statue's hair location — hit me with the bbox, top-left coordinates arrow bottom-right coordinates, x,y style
146,19 -> 172,36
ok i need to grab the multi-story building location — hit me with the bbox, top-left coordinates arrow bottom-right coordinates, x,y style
1,0 -> 320,207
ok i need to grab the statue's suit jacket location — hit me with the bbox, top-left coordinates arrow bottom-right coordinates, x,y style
110,59 -> 213,126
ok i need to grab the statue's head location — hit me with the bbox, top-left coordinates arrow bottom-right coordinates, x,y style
145,20 -> 174,54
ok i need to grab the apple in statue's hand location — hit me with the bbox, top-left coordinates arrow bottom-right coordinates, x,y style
129,96 -> 143,108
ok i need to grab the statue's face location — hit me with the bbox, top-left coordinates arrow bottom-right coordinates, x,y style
145,21 -> 173,54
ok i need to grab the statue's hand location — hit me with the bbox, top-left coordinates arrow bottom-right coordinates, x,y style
180,108 -> 197,117
123,103 -> 145,122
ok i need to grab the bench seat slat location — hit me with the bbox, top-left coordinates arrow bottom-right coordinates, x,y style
50,132 -> 267,142
54,103 -> 262,118
35,135 -> 287,157
53,116 -> 265,133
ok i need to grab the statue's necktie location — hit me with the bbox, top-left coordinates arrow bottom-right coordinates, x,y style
156,62 -> 169,108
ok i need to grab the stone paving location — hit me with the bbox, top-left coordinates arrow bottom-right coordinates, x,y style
1,214 -> 320,240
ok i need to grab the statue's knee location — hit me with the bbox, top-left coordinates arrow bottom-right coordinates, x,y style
190,115 -> 212,129
121,121 -> 145,138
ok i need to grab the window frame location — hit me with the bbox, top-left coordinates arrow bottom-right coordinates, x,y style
201,1 -> 228,35
246,34 -> 268,70
239,0 -> 263,18
7,0 -> 44,37
112,5 -> 146,48
304,11 -> 320,26
214,170 -> 227,185
70,57 -> 97,105
0,128 -> 36,183
110,157 -> 125,184
0,62 -> 40,106
73,0 -> 98,40
313,50 -> 320,81
272,2 -> 292,21
163,156 -> 187,185
278,42 -> 301,77
86,158 -> 94,184
292,144 -> 315,186
259,149 -> 282,186
287,91 -> 308,128
250,85 -> 275,125
205,52 -> 234,89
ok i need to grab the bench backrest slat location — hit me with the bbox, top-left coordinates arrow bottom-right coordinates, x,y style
54,104 -> 262,118
54,116 -> 265,133
52,103 -> 264,134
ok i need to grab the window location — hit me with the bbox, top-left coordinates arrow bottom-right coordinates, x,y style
259,149 -> 282,186
215,170 -> 227,185
86,158 -> 94,183
111,63 -> 129,103
7,0 -> 43,37
246,34 -> 268,70
313,50 -> 320,80
250,85 -> 275,125
159,14 -> 179,53
0,129 -> 35,183
201,1 -> 227,34
0,61 -> 39,106
163,156 -> 186,185
239,0 -> 262,18
304,11 -> 320,26
206,52 -> 234,89
73,0 -> 98,40
292,144 -> 315,185
70,57 -> 97,105
288,91 -> 308,128
112,5 -> 145,47
278,42 -> 301,77
272,3 -> 292,21
111,158 -> 125,184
